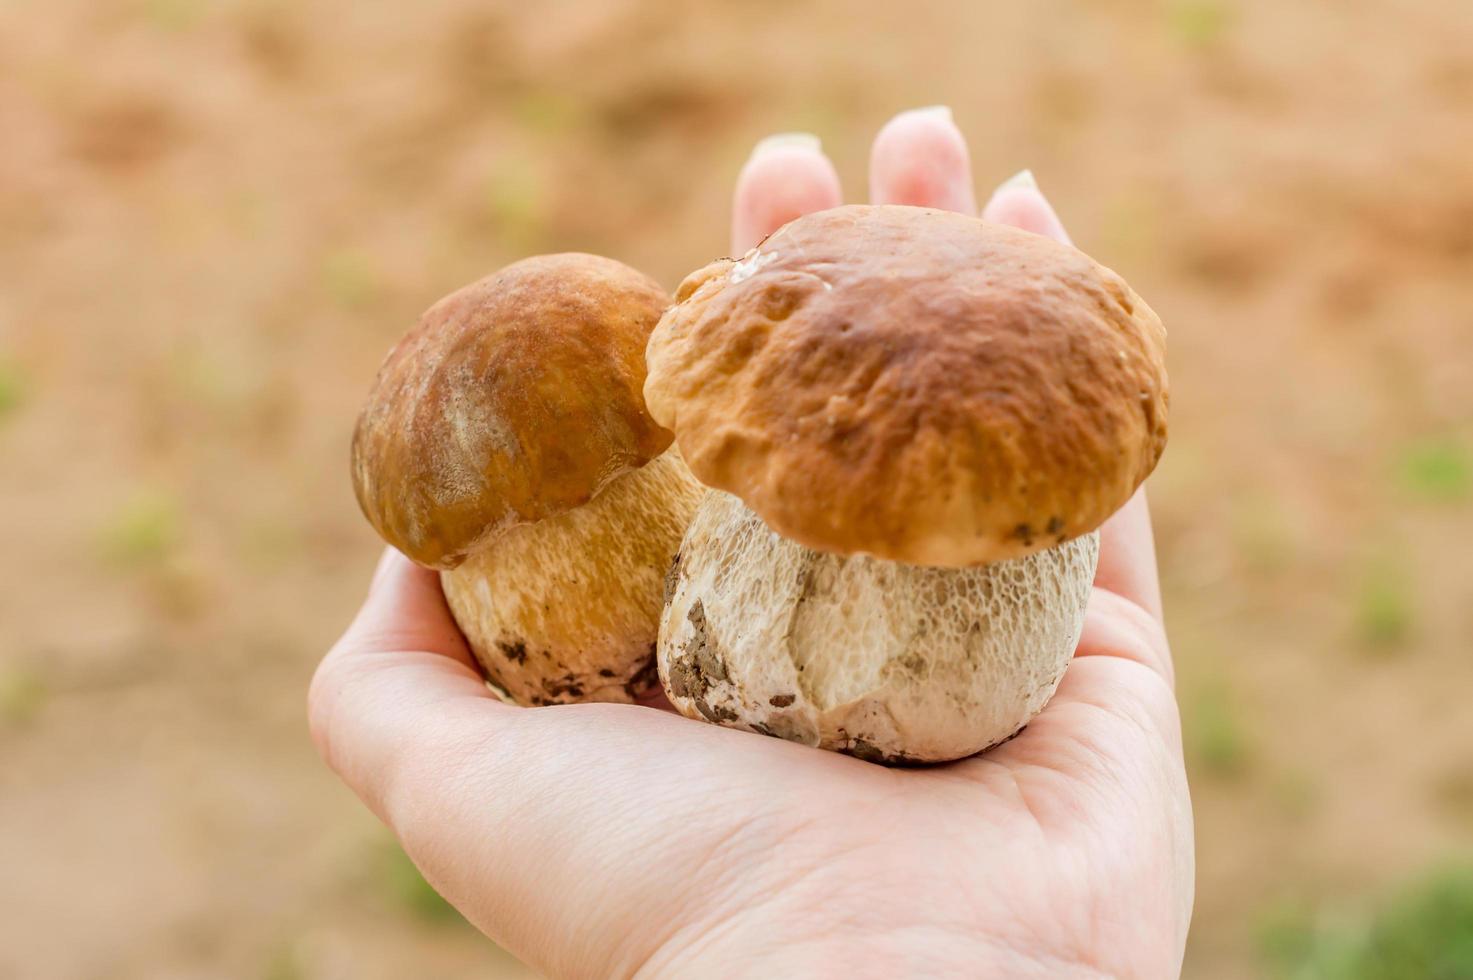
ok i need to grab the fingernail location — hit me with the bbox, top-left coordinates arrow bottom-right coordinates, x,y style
750,132 -> 822,159
902,104 -> 954,123
995,168 -> 1040,194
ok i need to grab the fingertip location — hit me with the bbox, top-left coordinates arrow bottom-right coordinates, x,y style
981,170 -> 1073,245
368,545 -> 440,594
869,105 -> 977,213
1092,488 -> 1164,624
368,545 -> 414,591
731,133 -> 842,254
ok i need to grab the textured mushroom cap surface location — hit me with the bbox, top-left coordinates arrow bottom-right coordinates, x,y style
644,205 -> 1168,566
659,491 -> 1099,763
353,253 -> 673,568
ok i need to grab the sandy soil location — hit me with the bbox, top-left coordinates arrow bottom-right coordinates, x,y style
1,1 -> 1470,977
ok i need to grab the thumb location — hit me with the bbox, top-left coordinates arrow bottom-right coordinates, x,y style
308,548 -> 495,821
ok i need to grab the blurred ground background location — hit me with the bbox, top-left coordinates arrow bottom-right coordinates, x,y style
1,0 -> 1471,977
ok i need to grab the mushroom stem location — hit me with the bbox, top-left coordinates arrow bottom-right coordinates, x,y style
658,491 -> 1100,763
443,449 -> 705,706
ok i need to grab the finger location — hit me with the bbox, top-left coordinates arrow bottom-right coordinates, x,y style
308,548 -> 499,821
980,169 -> 1072,243
1073,580 -> 1173,687
350,548 -> 476,668
868,105 -> 977,213
1093,488 -> 1163,622
731,132 -> 842,254
980,171 -> 1164,622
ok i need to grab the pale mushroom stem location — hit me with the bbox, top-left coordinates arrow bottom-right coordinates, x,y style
658,491 -> 1099,764
443,450 -> 705,706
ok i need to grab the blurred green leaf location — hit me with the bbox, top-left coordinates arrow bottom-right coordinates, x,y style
99,490 -> 182,567
1355,568 -> 1414,652
170,348 -> 231,406
1271,769 -> 1320,821
0,666 -> 47,726
1186,681 -> 1249,777
1261,865 -> 1473,979
141,0 -> 204,32
1232,493 -> 1294,573
321,249 -> 381,311
513,90 -> 583,136
1168,0 -> 1234,48
0,358 -> 26,421
484,156 -> 547,247
261,944 -> 306,980
1399,437 -> 1472,503
378,841 -> 463,926
1258,900 -> 1325,977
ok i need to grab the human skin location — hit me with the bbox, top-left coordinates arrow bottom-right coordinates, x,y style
309,106 -> 1195,978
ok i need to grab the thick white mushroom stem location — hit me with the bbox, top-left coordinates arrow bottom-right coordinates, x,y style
443,449 -> 705,705
658,491 -> 1099,763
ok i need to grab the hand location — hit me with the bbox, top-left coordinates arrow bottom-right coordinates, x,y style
309,106 -> 1195,979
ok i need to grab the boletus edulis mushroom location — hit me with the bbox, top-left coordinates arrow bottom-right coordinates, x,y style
644,205 -> 1169,763
352,253 -> 704,705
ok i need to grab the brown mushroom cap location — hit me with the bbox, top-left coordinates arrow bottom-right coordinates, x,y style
643,204 -> 1169,567
353,253 -> 673,569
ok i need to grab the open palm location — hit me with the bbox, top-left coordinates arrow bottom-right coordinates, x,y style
310,108 -> 1194,979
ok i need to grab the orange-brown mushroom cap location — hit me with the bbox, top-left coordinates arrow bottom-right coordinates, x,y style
352,253 -> 673,569
643,205 -> 1169,567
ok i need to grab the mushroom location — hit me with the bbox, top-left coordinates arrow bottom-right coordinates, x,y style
352,253 -> 705,705
644,205 -> 1169,762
